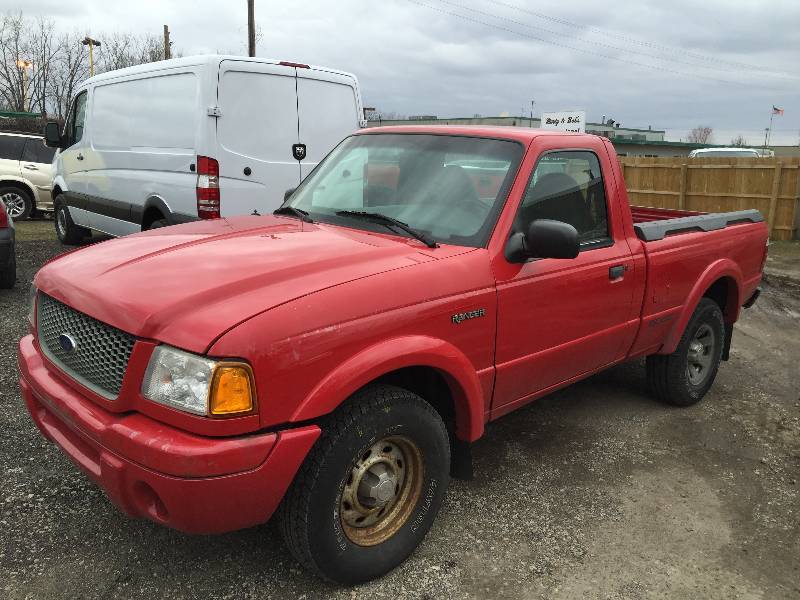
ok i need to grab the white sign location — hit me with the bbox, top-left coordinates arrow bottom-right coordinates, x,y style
541,110 -> 586,134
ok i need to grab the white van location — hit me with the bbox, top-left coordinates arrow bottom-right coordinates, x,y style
44,55 -> 365,244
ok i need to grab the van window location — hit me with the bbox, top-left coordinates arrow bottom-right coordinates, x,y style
68,91 -> 88,146
0,135 -> 25,160
22,138 -> 56,164
297,77 -> 358,164
517,151 -> 610,247
92,73 -> 198,151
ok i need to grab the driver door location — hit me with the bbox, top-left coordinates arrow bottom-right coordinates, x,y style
493,148 -> 637,414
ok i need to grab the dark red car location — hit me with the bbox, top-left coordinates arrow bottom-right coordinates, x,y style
19,127 -> 767,583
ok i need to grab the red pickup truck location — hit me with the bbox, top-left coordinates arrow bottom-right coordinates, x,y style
19,126 -> 768,583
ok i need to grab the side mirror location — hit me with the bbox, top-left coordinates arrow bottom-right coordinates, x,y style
505,219 -> 580,263
284,187 -> 296,202
44,122 -> 63,148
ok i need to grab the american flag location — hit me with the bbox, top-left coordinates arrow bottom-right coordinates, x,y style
772,106 -> 784,115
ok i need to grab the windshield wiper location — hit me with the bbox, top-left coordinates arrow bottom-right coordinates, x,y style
336,210 -> 438,248
273,206 -> 314,223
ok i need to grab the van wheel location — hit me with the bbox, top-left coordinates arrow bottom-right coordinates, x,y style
278,384 -> 450,584
146,219 -> 169,230
0,251 -> 15,289
647,298 -> 725,406
55,200 -> 90,245
0,186 -> 32,221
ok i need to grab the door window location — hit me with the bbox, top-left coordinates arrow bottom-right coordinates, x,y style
65,91 -> 88,147
22,138 -> 56,164
0,135 -> 25,161
517,151 -> 610,247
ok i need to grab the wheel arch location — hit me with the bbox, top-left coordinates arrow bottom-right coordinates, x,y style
289,336 -> 485,442
661,259 -> 742,355
0,177 -> 37,206
141,195 -> 171,230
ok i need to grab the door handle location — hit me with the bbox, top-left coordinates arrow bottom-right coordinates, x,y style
23,164 -> 39,170
76,154 -> 84,161
609,264 -> 628,280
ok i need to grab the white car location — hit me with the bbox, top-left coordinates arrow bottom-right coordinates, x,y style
44,55 -> 365,244
688,147 -> 760,158
0,132 -> 56,220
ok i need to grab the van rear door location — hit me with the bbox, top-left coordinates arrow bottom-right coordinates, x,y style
216,60 -> 300,216
297,69 -> 361,178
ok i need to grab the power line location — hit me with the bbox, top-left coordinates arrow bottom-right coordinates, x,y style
432,0 -> 776,76
404,0 -> 743,85
484,0 -> 794,77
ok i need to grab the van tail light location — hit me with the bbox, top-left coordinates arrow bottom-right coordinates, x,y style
0,201 -> 8,228
279,61 -> 310,69
196,156 -> 220,219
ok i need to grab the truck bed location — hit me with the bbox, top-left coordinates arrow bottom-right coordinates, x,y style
630,206 -> 764,242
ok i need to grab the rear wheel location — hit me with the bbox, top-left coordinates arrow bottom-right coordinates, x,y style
0,186 -> 32,221
55,199 -> 90,245
647,298 -> 725,406
279,384 -> 450,584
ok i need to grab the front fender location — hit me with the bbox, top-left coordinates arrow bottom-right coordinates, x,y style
660,258 -> 742,355
290,335 -> 485,442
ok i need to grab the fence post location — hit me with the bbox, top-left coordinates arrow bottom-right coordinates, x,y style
678,163 -> 688,210
767,162 -> 783,236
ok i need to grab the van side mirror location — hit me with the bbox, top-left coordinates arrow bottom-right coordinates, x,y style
44,122 -> 63,148
505,219 -> 580,263
284,187 -> 296,201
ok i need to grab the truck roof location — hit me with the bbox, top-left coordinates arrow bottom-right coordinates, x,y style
360,125 -> 596,144
81,54 -> 358,87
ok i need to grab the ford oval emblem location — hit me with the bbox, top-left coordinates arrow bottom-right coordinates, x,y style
58,333 -> 78,353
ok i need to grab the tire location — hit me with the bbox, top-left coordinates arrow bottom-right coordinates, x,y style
0,186 -> 32,221
146,218 -> 169,230
0,251 -> 15,289
647,298 -> 725,406
279,384 -> 450,584
54,199 -> 90,245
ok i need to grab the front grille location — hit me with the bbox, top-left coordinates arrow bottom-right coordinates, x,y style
37,293 -> 135,399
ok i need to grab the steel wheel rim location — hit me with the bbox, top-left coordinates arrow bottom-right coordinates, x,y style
686,323 -> 716,386
2,192 -> 25,218
56,207 -> 67,236
339,435 -> 424,547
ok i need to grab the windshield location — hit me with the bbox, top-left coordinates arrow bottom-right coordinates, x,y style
286,133 -> 523,247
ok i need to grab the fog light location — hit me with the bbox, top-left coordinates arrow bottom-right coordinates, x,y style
209,364 -> 255,416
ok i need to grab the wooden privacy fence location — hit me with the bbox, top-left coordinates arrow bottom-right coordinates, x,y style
619,157 -> 800,240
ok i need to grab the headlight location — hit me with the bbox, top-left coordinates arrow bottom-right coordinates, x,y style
27,284 -> 37,328
142,345 -> 255,417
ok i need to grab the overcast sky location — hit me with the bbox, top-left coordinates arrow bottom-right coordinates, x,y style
9,0 -> 800,145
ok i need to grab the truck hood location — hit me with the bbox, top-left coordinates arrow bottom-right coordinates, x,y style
35,216 -> 447,353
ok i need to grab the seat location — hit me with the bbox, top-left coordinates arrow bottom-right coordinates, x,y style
519,172 -> 593,234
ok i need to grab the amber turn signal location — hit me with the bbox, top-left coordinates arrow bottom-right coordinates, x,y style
209,364 -> 255,416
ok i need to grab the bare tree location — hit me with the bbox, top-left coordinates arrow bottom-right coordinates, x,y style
0,13 -> 29,111
97,32 -> 164,73
687,125 -> 713,144
729,134 -> 749,147
49,31 -> 88,120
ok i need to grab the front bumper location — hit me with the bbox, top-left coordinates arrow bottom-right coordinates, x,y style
18,334 -> 320,534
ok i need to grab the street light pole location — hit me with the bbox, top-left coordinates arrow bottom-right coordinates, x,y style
82,37 -> 101,77
15,60 -> 33,112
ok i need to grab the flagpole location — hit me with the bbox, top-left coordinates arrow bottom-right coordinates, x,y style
764,107 -> 775,150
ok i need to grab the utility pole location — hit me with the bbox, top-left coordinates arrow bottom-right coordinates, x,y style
163,25 -> 171,60
82,37 -> 101,77
247,0 -> 256,57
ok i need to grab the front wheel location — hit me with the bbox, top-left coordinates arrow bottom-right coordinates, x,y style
54,200 -> 90,245
279,385 -> 450,584
647,298 -> 725,406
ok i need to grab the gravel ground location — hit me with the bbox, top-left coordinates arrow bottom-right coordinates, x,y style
1,220 -> 798,599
